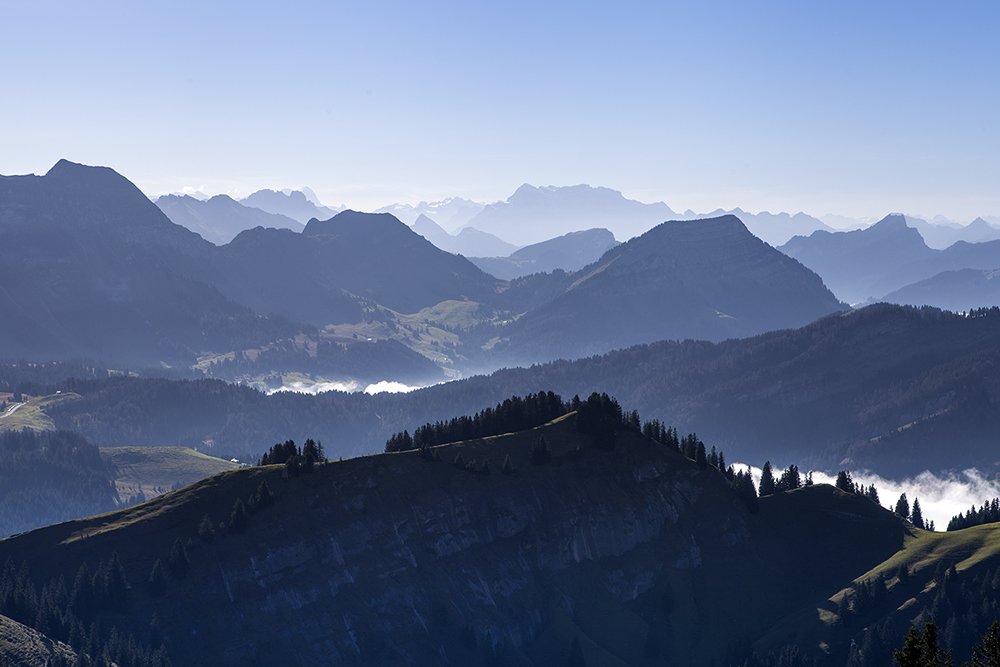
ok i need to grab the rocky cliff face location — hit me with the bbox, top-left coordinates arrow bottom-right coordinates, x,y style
0,418 -> 905,666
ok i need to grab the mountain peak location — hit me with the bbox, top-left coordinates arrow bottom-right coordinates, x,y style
870,213 -> 908,231
302,210 -> 408,237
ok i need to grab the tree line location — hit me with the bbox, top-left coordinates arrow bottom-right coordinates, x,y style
385,391 -> 570,452
0,429 -> 119,537
947,498 -> 1000,532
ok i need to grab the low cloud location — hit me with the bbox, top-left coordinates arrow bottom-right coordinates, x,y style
363,381 -> 423,395
734,463 -> 998,529
266,379 -> 429,396
267,380 -> 363,395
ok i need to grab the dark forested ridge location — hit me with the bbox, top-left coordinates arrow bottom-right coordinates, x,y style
26,303 -> 1000,476
0,430 -> 119,537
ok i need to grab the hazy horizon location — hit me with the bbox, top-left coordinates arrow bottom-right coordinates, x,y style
3,1 -> 998,223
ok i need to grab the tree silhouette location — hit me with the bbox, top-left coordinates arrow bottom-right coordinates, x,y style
759,462 -> 775,496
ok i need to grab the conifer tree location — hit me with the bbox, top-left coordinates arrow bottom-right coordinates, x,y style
531,436 -> 552,465
168,538 -> 189,577
229,498 -> 247,534
911,498 -> 925,529
101,552 -> 129,613
893,622 -> 953,667
969,619 -> 1000,667
759,462 -> 776,496
695,441 -> 707,469
836,470 -> 855,493
895,493 -> 910,519
147,559 -> 167,597
502,453 -> 515,475
198,513 -> 215,543
252,480 -> 274,511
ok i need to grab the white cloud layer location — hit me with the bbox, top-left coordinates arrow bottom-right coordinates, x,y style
266,379 -> 429,396
734,463 -> 1000,529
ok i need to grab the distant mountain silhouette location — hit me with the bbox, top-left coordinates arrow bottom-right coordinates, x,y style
492,215 -> 845,363
712,209 -> 834,246
297,211 -> 503,314
880,268 -> 1000,312
462,184 -> 676,245
375,197 -> 484,230
781,214 -> 1000,304
240,189 -> 341,224
905,215 -> 1000,249
469,228 -> 619,280
410,213 -> 454,248
409,214 -> 519,257
156,193 -> 303,245
0,160 -> 298,365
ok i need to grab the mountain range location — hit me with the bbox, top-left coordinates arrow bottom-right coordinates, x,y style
411,214 -> 520,257
468,228 -> 619,280
0,161 -> 850,379
780,214 -> 1000,305
8,160 -> 1000,667
239,188 -> 342,223
488,215 -> 844,364
458,184 -> 677,246
155,193 -> 303,245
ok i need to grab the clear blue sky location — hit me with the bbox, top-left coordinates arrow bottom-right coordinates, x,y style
2,0 -> 998,220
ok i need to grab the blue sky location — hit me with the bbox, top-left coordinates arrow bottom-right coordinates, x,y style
2,1 -> 998,220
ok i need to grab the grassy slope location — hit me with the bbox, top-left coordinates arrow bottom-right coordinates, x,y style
101,446 -> 239,502
2,417 -> 1000,666
0,613 -> 78,666
0,392 -> 80,433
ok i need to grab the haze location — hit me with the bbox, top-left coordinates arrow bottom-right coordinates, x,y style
2,1 -> 998,221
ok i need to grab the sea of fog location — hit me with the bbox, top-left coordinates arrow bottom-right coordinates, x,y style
267,380 -> 430,396
736,464 -> 999,530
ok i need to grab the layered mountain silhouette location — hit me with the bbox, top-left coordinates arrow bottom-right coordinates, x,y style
410,214 -> 519,257
0,161 -> 503,373
905,215 -> 1000,249
462,184 -> 676,245
469,228 -> 619,280
239,188 -> 341,223
155,193 -> 303,245
375,196 -> 484,229
881,268 -> 1000,312
704,208 -> 835,246
493,215 -> 845,363
0,160 -> 298,365
781,214 -> 1000,304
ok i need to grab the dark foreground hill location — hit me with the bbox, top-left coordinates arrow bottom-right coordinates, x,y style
4,413 -> 1000,667
0,415 -> 905,667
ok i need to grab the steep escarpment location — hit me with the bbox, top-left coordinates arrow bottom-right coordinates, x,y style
0,416 -> 906,667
